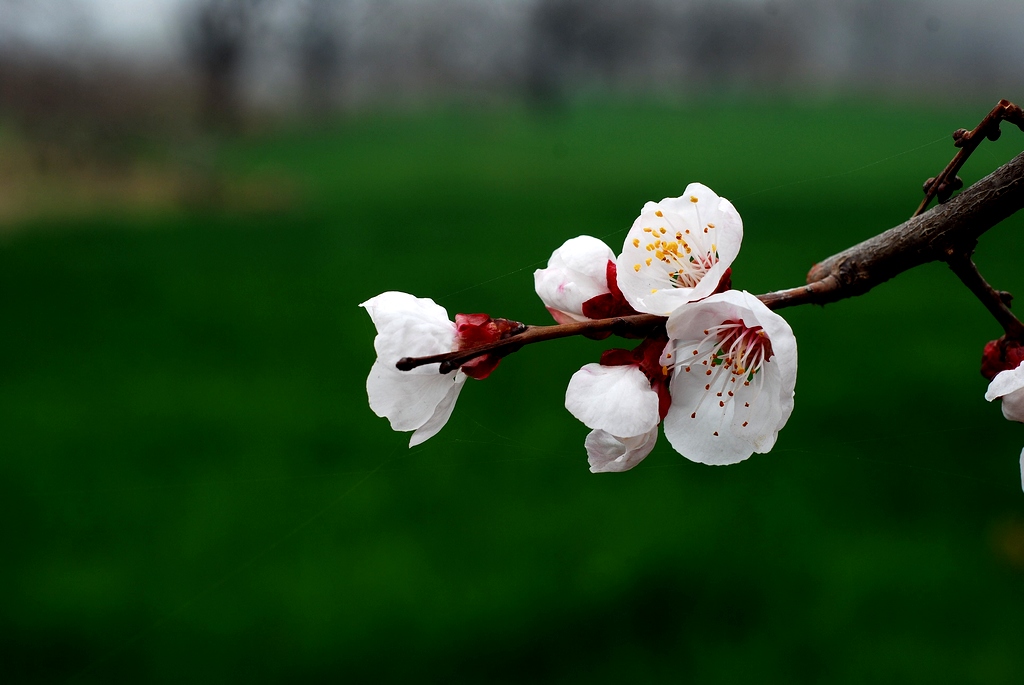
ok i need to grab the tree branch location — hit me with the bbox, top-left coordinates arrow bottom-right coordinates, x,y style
805,149 -> 1024,302
946,250 -> 1024,339
399,147 -> 1024,374
914,99 -> 1024,217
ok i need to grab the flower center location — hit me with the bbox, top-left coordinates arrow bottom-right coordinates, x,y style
670,319 -> 775,422
631,199 -> 719,289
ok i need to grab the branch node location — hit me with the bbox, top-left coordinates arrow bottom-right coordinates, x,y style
946,252 -> 1024,339
914,100 -> 1023,217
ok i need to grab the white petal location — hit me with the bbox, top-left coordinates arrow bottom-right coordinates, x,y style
534,236 -> 614,322
360,292 -> 456,374
367,360 -> 462,432
986,364 -> 1024,401
985,365 -> 1024,423
1001,387 -> 1024,423
410,372 -> 467,446
616,184 -> 742,315
585,427 -> 659,473
565,363 -> 660,437
662,291 -> 797,465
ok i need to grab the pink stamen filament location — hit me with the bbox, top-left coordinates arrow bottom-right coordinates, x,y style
679,320 -> 774,420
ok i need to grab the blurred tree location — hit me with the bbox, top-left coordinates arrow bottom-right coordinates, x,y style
676,1 -> 801,88
182,0 -> 272,130
296,0 -> 348,118
526,0 -> 662,105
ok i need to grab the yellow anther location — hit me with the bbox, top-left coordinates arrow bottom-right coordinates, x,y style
632,238 -> 640,248
654,210 -> 664,217
690,196 -> 699,203
651,289 -> 658,294
643,227 -> 653,233
659,227 -> 667,234
645,258 -> 652,266
707,223 -> 715,228
633,264 -> 641,272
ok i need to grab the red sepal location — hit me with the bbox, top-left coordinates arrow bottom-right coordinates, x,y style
581,260 -> 639,320
455,313 -> 524,380
713,267 -> 733,294
981,335 -> 1024,381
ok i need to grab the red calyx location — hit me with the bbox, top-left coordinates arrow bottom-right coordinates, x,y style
581,260 -> 640,323
455,313 -> 524,380
714,267 -> 733,294
981,335 -> 1024,380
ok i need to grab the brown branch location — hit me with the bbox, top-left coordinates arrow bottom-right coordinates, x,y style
913,99 -> 1024,217
400,147 -> 1024,374
397,314 -> 665,372
806,148 -> 1024,303
946,250 -> 1024,339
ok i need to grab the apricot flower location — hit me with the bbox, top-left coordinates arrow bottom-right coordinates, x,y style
662,290 -> 797,465
616,183 -> 742,315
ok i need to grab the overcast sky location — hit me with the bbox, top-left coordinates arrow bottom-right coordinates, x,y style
0,0 -> 182,56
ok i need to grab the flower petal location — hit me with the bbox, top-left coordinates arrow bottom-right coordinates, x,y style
616,183 -> 742,315
986,364 -> 1024,424
662,290 -> 797,465
360,292 -> 456,374
367,360 -> 462,432
534,236 -> 614,323
410,372 -> 467,446
1002,387 -> 1024,423
1020,446 -> 1024,493
565,363 -> 660,437
585,426 -> 659,473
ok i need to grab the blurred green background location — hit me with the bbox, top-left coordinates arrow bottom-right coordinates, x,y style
2,98 -> 1024,683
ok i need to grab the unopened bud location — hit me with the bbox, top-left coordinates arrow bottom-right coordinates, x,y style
981,335 -> 1024,381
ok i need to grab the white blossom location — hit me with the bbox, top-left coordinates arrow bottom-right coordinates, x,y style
984,363 -> 1024,492
985,363 -> 1024,422
360,291 -> 466,447
534,235 -> 616,323
662,290 -> 797,465
564,347 -> 667,473
616,183 -> 742,315
584,427 -> 660,473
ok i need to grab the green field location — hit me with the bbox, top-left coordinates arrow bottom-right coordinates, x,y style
3,100 -> 1024,683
